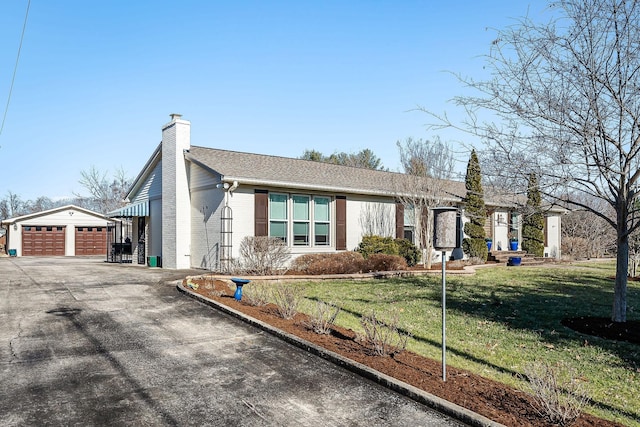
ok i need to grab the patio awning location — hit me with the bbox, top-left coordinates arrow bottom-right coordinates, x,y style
107,200 -> 149,218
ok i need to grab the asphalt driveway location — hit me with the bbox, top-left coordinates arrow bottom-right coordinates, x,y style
0,257 -> 464,426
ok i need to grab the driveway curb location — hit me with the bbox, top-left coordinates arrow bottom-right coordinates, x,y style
177,282 -> 505,427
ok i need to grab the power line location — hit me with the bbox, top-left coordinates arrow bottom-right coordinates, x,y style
0,0 -> 31,142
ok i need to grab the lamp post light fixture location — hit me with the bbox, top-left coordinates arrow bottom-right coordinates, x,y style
432,206 -> 458,382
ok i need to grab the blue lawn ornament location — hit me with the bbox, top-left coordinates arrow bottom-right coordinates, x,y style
231,278 -> 250,301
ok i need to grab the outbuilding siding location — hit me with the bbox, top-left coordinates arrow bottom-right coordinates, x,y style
3,206 -> 108,257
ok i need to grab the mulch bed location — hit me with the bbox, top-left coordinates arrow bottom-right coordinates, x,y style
185,278 -> 626,427
561,317 -> 640,345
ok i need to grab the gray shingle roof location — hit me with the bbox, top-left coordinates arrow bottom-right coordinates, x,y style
184,145 -> 533,208
187,146 -> 468,200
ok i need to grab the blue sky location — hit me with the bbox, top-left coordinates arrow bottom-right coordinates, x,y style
0,1 -> 547,201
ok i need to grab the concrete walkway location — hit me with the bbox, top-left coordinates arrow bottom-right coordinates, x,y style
0,257 -> 467,426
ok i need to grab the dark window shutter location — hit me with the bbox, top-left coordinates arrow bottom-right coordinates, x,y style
336,196 -> 346,250
255,190 -> 268,236
544,216 -> 548,247
395,202 -> 404,239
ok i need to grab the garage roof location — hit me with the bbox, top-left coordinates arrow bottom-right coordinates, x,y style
1,205 -> 107,225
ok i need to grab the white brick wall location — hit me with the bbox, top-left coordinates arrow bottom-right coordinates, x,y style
190,189 -> 223,269
228,187 -> 254,259
346,196 -> 396,251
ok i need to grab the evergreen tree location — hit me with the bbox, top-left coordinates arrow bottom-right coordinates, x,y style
462,149 -> 488,261
522,173 -> 545,256
299,148 -> 386,170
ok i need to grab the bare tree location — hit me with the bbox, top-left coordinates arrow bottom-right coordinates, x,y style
76,166 -> 131,214
24,196 -> 55,214
358,203 -> 395,237
0,191 -> 25,220
427,0 -> 639,322
395,137 -> 456,268
562,194 -> 616,259
397,137 -> 454,180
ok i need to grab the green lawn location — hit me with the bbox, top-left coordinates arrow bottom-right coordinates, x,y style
290,261 -> 639,426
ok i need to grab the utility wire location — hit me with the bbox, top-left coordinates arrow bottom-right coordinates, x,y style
0,0 -> 31,142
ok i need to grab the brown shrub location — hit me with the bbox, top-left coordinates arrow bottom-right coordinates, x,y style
238,236 -> 290,275
290,252 -> 365,275
271,283 -> 303,319
306,252 -> 364,275
304,301 -> 341,334
362,254 -> 407,272
523,361 -> 589,426
290,254 -> 331,272
359,309 -> 410,356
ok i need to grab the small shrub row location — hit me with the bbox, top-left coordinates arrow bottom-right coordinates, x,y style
239,281 -> 411,357
291,252 -> 365,275
243,282 -> 304,320
361,253 -> 407,272
290,251 -> 407,275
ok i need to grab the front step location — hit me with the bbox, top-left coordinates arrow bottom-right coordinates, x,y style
488,250 -> 544,265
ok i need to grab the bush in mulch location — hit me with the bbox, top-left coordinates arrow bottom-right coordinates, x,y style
290,252 -> 365,275
362,253 -> 407,272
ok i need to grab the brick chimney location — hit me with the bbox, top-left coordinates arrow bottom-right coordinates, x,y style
161,113 -> 191,269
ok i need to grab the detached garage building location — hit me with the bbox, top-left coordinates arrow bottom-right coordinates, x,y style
1,205 -> 109,257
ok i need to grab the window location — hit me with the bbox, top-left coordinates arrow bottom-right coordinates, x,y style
268,193 -> 332,247
403,205 -> 415,243
314,197 -> 330,245
509,212 -> 519,237
269,193 -> 288,243
293,195 -> 310,245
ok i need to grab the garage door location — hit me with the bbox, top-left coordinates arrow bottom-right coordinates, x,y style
22,226 -> 66,256
75,226 -> 107,256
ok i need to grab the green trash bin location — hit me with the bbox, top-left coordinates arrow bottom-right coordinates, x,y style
8,249 -> 17,257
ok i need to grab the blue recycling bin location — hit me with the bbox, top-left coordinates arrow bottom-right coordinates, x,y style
507,257 -> 522,266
